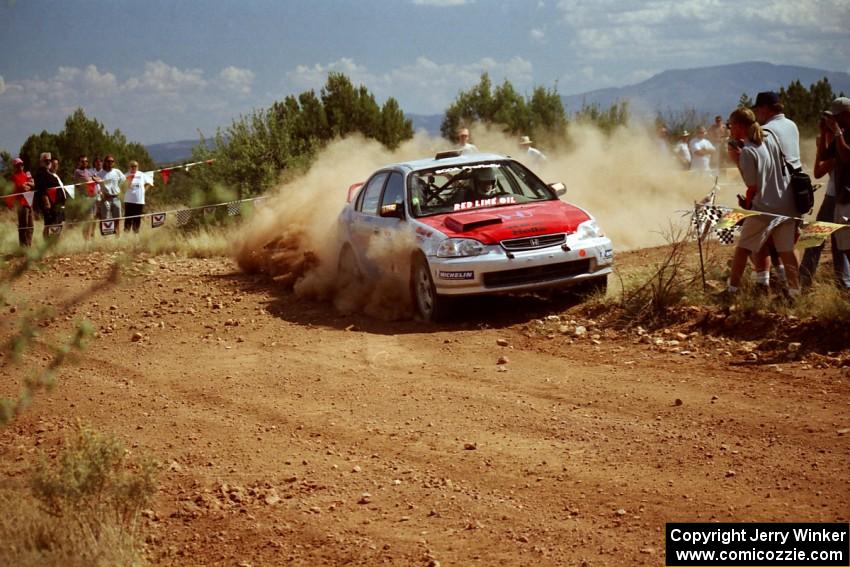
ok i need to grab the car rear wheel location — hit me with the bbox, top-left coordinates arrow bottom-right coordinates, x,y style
337,245 -> 362,290
412,255 -> 448,322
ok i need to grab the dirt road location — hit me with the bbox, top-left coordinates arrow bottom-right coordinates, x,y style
2,251 -> 848,566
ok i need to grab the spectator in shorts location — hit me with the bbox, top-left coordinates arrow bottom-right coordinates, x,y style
724,107 -> 800,298
99,155 -> 125,236
123,160 -> 154,234
10,157 -> 34,247
73,155 -> 103,240
821,98 -> 850,272
799,111 -> 850,288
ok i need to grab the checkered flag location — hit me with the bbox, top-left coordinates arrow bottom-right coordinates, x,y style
175,209 -> 193,227
716,226 -> 739,245
226,201 -> 241,216
692,204 -> 728,231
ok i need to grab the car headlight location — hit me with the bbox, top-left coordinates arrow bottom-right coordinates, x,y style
576,219 -> 604,240
436,238 -> 485,258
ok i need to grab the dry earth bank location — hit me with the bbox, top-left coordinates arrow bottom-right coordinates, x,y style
2,249 -> 848,566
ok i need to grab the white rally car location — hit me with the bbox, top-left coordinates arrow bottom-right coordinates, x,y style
336,151 -> 613,321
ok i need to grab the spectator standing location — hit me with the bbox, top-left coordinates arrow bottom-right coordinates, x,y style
518,135 -> 547,162
753,91 -> 803,286
656,125 -> 670,155
73,155 -> 102,240
33,152 -> 54,232
799,109 -> 850,288
725,108 -> 800,297
707,115 -> 729,170
123,161 -> 153,234
10,157 -> 34,247
673,130 -> 691,170
821,98 -> 850,269
753,91 -> 801,170
456,127 -> 479,154
688,127 -> 716,173
45,157 -> 66,238
99,155 -> 125,236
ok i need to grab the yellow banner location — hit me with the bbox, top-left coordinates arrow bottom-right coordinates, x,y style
714,208 -> 762,230
796,221 -> 849,249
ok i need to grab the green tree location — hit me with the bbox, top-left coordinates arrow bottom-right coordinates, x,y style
779,77 -> 839,134
573,101 -> 630,134
738,92 -> 754,109
379,98 -> 414,150
190,72 -> 412,200
441,73 -> 567,141
16,109 -> 154,182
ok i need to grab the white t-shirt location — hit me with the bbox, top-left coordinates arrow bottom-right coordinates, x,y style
525,146 -> 547,161
673,141 -> 691,165
688,138 -> 716,171
762,114 -> 801,170
100,168 -> 126,197
459,142 -> 479,154
124,171 -> 153,204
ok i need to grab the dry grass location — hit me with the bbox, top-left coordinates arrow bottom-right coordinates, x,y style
1,211 -> 237,260
0,425 -> 158,567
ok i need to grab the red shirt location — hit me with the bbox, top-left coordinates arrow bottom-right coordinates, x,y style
11,171 -> 31,194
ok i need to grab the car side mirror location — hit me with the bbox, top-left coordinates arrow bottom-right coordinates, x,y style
380,202 -> 404,219
549,182 -> 567,196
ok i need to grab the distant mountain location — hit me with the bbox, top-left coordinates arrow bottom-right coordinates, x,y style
409,113 -> 444,136
561,61 -> 850,119
145,138 -> 213,166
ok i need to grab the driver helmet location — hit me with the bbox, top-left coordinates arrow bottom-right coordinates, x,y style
472,166 -> 497,195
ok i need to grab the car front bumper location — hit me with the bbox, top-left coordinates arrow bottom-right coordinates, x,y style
429,236 -> 614,296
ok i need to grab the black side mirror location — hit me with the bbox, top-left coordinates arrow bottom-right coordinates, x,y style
549,182 -> 567,197
380,202 -> 405,219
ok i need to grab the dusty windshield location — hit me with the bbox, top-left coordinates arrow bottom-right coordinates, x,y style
408,161 -> 556,218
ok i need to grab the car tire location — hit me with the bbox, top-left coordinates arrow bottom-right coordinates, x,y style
337,245 -> 362,290
411,255 -> 449,322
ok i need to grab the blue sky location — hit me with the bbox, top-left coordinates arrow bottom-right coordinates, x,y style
1,0 -> 848,151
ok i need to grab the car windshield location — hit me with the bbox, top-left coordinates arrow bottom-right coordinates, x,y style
408,160 -> 556,218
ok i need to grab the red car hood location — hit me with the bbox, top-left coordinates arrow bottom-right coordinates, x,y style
417,201 -> 590,244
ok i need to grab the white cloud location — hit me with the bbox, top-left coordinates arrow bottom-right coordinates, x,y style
218,66 -> 256,95
412,0 -> 471,5
530,28 -> 546,43
126,60 -> 206,93
0,61 -> 264,149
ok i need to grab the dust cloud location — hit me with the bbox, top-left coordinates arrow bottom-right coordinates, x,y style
467,122 -> 739,250
235,133 -> 439,319
235,122 -> 744,317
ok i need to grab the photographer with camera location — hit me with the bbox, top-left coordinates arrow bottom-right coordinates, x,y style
820,98 -> 850,268
724,107 -> 800,298
799,101 -> 850,288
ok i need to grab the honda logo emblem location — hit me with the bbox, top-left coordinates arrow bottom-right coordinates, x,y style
529,237 -> 540,247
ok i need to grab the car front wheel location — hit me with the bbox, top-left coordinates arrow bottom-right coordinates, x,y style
412,255 -> 449,322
